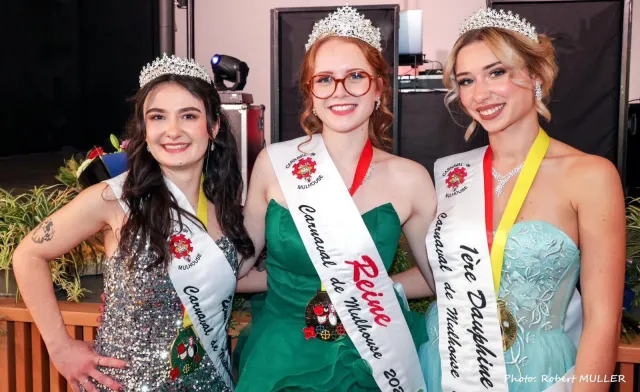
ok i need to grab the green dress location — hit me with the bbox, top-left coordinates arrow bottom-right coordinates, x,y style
235,200 -> 427,391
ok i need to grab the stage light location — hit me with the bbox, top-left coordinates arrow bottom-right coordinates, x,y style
211,54 -> 249,91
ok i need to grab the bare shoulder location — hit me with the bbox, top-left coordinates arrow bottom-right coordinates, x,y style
569,153 -> 621,193
377,149 -> 434,188
550,139 -> 619,184
549,139 -> 622,200
76,182 -> 124,218
253,147 -> 278,175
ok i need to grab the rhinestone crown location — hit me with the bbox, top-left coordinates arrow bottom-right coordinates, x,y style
305,5 -> 382,52
460,8 -> 538,43
139,53 -> 212,88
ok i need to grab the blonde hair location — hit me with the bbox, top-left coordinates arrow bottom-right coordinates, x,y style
443,28 -> 558,140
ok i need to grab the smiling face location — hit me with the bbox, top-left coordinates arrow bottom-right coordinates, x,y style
454,41 -> 538,134
143,82 -> 215,171
310,38 -> 380,135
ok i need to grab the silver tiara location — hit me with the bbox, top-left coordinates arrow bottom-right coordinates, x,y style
139,53 -> 212,88
460,8 -> 538,43
305,5 -> 382,52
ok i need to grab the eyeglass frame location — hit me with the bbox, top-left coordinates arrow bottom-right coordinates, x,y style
307,71 -> 380,99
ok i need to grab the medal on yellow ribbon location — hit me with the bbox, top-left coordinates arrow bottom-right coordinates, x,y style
484,128 -> 550,351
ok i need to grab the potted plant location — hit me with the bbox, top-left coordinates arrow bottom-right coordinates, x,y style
0,134 -> 130,302
0,184 -> 104,301
622,198 -> 640,341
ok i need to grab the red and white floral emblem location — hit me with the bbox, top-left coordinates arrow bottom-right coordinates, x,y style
445,167 -> 467,190
169,234 -> 193,260
292,157 -> 317,182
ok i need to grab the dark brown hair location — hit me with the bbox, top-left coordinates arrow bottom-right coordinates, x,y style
118,74 -> 254,268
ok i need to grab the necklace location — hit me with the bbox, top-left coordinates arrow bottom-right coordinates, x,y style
348,163 -> 375,192
492,163 -> 524,196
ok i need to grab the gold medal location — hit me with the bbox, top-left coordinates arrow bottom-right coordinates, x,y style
486,129 -> 550,353
497,298 -> 517,351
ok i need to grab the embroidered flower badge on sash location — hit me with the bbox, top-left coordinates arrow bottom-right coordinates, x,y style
169,234 -> 193,260
445,167 -> 467,190
292,157 -> 317,182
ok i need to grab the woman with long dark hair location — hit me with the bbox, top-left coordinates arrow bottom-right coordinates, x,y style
13,54 -> 254,391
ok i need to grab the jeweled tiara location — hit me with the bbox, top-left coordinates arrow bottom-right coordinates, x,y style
460,8 -> 538,43
139,53 -> 212,88
305,5 -> 382,52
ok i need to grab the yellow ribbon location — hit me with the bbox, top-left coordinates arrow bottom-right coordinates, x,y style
183,176 -> 208,328
491,128 -> 550,292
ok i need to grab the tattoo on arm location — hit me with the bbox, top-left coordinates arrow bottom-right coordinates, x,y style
32,219 -> 55,244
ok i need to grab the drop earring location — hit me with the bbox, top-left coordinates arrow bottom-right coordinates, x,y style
210,140 -> 215,151
146,144 -> 150,152
375,98 -> 381,111
535,81 -> 542,101
312,107 -> 317,116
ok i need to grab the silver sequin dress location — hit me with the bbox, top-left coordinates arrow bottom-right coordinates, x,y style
93,236 -> 238,392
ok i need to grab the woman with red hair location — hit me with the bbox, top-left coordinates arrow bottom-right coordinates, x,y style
235,6 -> 435,392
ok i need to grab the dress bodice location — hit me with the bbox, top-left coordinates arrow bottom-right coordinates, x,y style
235,200 -> 428,392
421,220 -> 581,391
262,199 -> 402,316
496,221 -> 580,375
93,237 -> 238,392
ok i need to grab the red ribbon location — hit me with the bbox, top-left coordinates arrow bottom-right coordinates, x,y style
349,139 -> 373,196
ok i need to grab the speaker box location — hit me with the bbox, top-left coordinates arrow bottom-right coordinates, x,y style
487,0 -> 634,190
397,92 -> 486,179
222,104 -> 266,203
270,5 -> 400,152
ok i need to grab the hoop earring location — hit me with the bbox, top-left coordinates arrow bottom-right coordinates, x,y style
375,98 -> 381,111
535,81 -> 542,101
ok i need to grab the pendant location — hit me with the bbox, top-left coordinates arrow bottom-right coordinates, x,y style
497,298 -> 517,351
303,290 -> 346,342
169,326 -> 205,380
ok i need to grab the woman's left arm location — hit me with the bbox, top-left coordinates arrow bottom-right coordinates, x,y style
572,156 -> 626,391
391,159 -> 438,299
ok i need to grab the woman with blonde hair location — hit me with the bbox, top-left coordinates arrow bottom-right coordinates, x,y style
417,8 -> 625,391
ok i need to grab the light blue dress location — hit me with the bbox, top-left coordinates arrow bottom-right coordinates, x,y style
420,221 -> 581,391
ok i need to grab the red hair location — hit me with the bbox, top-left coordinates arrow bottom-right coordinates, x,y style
299,36 -> 393,151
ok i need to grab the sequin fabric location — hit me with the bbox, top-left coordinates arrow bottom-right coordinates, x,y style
93,236 -> 238,392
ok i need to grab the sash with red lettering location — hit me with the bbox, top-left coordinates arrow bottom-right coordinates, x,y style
268,134 -> 426,392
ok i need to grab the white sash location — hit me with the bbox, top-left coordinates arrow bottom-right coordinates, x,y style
427,147 -> 508,391
426,148 -> 582,391
105,172 -> 236,389
268,134 -> 426,392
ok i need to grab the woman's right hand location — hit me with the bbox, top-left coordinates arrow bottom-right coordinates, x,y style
49,336 -> 128,392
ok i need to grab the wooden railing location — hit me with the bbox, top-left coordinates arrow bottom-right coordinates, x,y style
1,298 -> 638,391
0,299 -> 250,392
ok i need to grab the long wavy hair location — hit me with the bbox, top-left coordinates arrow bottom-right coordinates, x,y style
118,74 -> 254,269
299,36 -> 394,151
443,27 -> 558,140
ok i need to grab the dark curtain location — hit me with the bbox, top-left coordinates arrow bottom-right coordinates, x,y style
0,1 -> 159,157
489,0 -> 623,164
